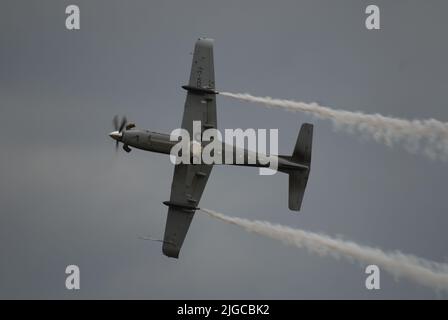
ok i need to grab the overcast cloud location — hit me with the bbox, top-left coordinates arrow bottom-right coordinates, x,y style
1,0 -> 447,299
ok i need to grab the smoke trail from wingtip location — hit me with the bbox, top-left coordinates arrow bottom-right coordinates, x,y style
220,92 -> 448,161
200,208 -> 448,291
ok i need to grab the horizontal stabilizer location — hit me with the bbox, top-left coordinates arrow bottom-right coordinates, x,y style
288,123 -> 313,211
292,123 -> 313,165
288,171 -> 309,211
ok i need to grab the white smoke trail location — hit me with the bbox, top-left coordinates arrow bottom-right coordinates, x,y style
200,208 -> 448,291
220,92 -> 448,161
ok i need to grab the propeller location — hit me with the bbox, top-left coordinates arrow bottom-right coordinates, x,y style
111,115 -> 130,152
113,115 -> 127,133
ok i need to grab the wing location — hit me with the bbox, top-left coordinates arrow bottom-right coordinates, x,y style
162,164 -> 213,258
181,37 -> 217,133
162,38 -> 216,258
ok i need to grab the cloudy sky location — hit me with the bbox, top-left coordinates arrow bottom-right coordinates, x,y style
1,0 -> 447,299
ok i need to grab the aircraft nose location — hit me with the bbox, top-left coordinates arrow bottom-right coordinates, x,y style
109,131 -> 122,141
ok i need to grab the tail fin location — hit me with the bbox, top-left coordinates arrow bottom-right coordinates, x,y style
288,123 -> 313,211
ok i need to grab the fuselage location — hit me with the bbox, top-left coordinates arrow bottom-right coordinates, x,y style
111,128 -> 307,171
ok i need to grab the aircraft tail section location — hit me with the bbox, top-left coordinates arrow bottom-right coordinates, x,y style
286,123 -> 313,211
291,123 -> 313,165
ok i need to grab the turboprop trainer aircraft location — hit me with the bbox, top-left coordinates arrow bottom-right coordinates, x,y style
108,38 -> 313,258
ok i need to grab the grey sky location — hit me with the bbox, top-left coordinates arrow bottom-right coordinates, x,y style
1,0 -> 447,299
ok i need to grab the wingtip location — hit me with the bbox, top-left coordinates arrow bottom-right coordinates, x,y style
162,244 -> 180,259
196,37 -> 214,47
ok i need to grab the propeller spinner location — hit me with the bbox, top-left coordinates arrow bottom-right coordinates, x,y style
109,115 -> 131,152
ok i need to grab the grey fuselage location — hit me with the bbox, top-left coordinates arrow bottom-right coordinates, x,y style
121,129 -> 307,171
